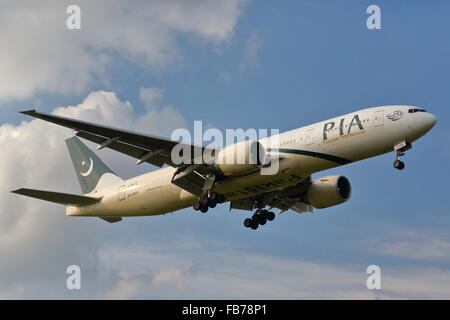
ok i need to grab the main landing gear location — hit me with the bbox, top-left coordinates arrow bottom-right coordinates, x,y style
243,209 -> 276,230
192,192 -> 225,213
393,141 -> 411,171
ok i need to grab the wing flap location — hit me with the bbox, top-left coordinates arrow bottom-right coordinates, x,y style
12,188 -> 102,206
171,165 -> 205,196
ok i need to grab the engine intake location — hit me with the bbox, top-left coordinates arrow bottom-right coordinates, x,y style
214,140 -> 266,176
306,175 -> 351,209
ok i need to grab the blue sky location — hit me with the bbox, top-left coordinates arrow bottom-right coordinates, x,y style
1,0 -> 449,299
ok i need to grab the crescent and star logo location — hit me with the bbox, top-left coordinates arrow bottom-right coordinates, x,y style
80,158 -> 94,177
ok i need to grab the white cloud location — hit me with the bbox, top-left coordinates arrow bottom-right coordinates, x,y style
241,32 -> 263,70
377,228 -> 450,260
0,0 -> 247,100
0,88 -> 185,297
98,243 -> 450,299
139,87 -> 165,110
104,268 -> 185,299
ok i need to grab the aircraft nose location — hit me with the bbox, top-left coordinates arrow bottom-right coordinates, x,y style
412,112 -> 437,136
407,110 -> 437,139
423,112 -> 437,131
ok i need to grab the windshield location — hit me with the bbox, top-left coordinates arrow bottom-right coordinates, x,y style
408,108 -> 427,113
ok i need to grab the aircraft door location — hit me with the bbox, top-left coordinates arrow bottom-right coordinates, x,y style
299,134 -> 306,145
306,129 -> 314,145
374,110 -> 384,127
118,182 -> 138,201
118,185 -> 126,201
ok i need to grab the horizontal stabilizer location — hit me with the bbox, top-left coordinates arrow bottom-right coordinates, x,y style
11,188 -> 102,206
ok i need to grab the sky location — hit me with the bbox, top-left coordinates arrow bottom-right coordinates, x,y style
0,0 -> 450,299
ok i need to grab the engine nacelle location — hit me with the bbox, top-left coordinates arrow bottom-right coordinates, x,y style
306,175 -> 351,209
214,140 -> 266,176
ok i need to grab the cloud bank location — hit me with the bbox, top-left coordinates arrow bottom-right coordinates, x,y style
99,242 -> 450,300
0,0 -> 247,100
1,89 -> 450,299
0,88 -> 185,298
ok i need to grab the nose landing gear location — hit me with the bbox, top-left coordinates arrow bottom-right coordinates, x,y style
393,159 -> 405,170
393,141 -> 412,171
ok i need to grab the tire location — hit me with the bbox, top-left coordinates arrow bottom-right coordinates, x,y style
200,205 -> 208,213
259,216 -> 267,225
200,196 -> 209,206
243,218 -> 252,228
193,201 -> 201,211
267,211 -> 275,221
208,200 -> 217,208
209,192 -> 218,201
252,212 -> 259,221
393,160 -> 405,170
217,194 -> 226,204
250,220 -> 259,230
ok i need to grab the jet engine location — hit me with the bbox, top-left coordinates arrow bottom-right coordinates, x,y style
214,140 -> 266,176
306,175 -> 351,209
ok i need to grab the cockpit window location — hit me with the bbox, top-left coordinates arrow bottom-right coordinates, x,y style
408,108 -> 427,113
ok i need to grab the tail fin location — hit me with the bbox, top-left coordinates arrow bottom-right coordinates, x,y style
65,136 -> 122,194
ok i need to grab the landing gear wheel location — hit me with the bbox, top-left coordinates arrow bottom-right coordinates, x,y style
257,210 -> 267,225
208,200 -> 217,208
250,220 -> 259,230
207,192 -> 218,208
193,201 -> 201,211
259,215 -> 267,225
267,211 -> 275,221
393,160 -> 405,170
200,196 -> 209,206
209,192 -> 218,202
243,218 -> 252,228
217,194 -> 226,204
200,205 -> 209,213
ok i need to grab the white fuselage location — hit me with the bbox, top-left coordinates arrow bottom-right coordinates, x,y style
67,105 -> 436,218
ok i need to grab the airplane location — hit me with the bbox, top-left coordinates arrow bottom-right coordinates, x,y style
12,105 -> 436,230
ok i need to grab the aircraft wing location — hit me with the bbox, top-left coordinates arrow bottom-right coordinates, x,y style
20,109 -> 207,168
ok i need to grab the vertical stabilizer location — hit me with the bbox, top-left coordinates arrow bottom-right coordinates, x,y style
65,136 -> 122,194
